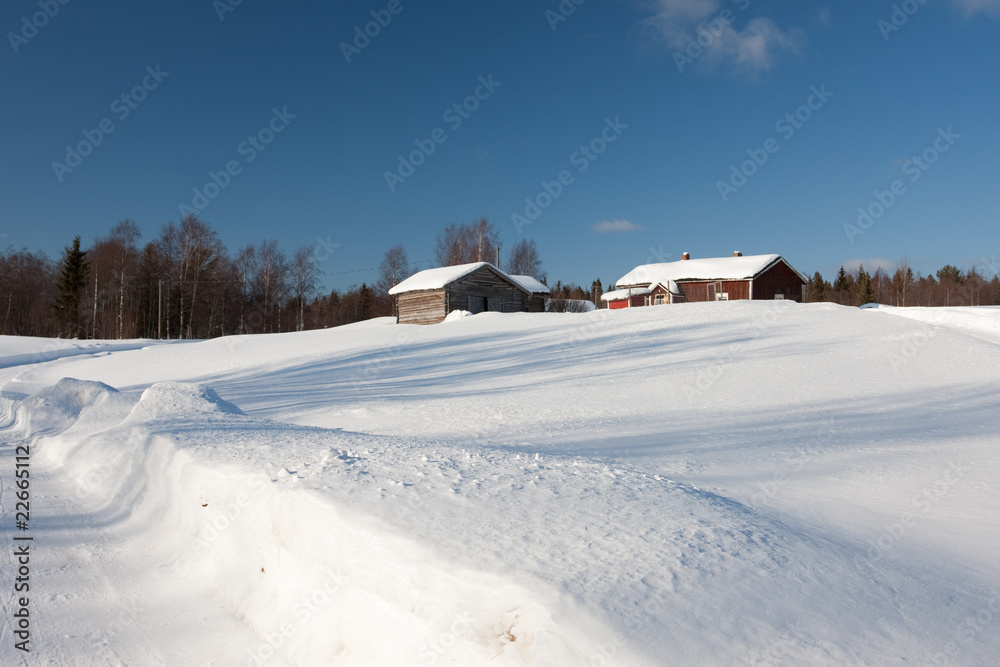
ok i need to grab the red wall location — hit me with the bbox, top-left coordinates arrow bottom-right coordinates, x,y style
752,261 -> 804,301
679,280 -> 751,302
608,295 -> 645,309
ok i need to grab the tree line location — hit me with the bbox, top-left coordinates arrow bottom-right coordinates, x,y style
1,215 -> 384,339
805,259 -> 1000,307
6,213 -> 992,340
0,215 -> 571,339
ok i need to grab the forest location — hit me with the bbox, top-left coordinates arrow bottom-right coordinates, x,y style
803,261 -> 1000,308
0,216 -> 558,339
1,214 -> 996,339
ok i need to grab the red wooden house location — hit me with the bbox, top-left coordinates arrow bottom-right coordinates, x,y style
603,252 -> 806,309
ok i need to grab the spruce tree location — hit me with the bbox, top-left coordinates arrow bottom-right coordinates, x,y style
809,271 -> 827,301
832,266 -> 849,292
356,283 -> 374,321
856,264 -> 875,305
832,266 -> 853,305
54,236 -> 89,338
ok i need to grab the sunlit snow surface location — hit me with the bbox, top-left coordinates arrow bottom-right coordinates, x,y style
1,302 -> 999,665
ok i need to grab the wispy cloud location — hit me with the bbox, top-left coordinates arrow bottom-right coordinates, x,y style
644,0 -> 805,74
813,7 -> 833,27
593,219 -> 642,233
844,258 -> 895,274
951,0 -> 1000,17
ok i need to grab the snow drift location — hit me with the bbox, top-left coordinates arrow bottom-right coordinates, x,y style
9,379 -> 644,666
2,302 -> 999,665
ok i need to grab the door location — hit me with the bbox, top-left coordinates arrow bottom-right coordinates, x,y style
468,296 -> 486,314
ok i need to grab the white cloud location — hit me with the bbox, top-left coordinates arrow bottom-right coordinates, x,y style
843,258 -> 896,275
951,0 -> 1000,17
644,0 -> 805,74
592,219 -> 642,233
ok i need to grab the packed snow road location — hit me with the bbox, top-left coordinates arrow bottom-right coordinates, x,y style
1,302 -> 999,665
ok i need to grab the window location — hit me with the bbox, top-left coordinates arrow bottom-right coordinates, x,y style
716,293 -> 729,301
655,294 -> 665,305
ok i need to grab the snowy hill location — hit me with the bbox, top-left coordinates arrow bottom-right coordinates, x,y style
1,302 -> 999,665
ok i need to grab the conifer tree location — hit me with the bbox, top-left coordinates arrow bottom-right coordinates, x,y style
356,283 -> 374,321
856,264 -> 875,305
808,271 -> 829,302
832,266 -> 849,292
54,236 -> 89,337
832,266 -> 853,305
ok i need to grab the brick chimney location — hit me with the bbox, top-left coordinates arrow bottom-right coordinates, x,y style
732,251 -> 742,257
681,252 -> 691,260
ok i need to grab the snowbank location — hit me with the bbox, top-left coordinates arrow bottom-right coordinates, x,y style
863,304 -> 1000,343
442,309 -> 472,322
4,302 -> 1000,664
12,379 -> 646,666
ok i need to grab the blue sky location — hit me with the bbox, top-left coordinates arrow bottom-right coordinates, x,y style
1,0 -> 998,292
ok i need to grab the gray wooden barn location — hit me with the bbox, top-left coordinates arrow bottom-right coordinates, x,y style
510,274 -> 550,313
388,262 -> 534,325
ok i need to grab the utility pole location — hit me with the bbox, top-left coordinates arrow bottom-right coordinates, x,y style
92,271 -> 98,339
157,280 -> 162,339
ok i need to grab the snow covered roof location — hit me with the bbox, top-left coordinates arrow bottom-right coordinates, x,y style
650,280 -> 683,295
600,281 -> 681,302
601,287 -> 651,302
509,275 -> 550,294
616,254 -> 805,287
388,262 -> 529,295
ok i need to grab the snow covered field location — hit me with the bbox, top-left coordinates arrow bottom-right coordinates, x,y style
1,302 -> 999,665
